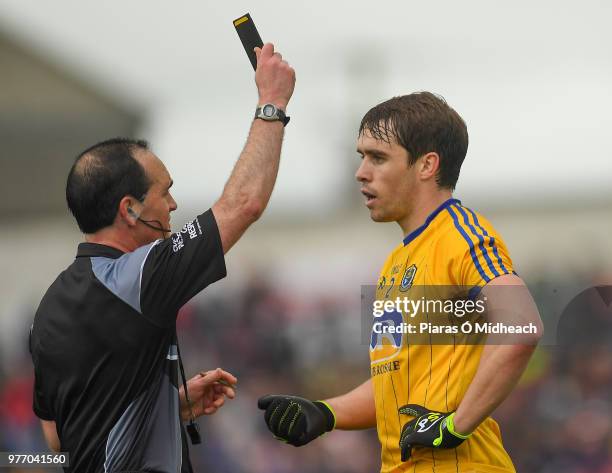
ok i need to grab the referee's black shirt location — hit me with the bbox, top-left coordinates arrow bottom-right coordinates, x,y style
30,209 -> 226,473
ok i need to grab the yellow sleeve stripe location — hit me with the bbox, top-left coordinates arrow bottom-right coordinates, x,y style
453,204 -> 512,280
447,205 -> 492,282
459,207 -> 498,279
452,204 -> 498,280
456,205 -> 504,279
462,205 -> 512,275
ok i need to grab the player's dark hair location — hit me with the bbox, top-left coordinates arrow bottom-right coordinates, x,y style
359,92 -> 468,190
66,138 -> 151,234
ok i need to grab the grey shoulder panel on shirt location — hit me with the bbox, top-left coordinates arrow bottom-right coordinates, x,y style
91,240 -> 161,314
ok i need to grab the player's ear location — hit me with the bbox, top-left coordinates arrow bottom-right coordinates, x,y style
418,152 -> 440,181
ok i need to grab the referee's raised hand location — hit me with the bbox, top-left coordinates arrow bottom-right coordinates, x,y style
212,41 -> 296,254
254,43 -> 295,110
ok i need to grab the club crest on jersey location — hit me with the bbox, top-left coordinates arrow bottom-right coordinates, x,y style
399,264 -> 417,292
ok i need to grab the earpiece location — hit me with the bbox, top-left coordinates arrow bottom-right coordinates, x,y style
127,205 -> 171,234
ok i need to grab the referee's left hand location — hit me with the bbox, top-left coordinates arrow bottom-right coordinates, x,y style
180,368 -> 237,420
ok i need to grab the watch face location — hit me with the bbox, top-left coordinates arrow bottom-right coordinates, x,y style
262,104 -> 276,117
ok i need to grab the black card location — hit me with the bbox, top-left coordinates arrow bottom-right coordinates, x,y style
233,13 -> 264,70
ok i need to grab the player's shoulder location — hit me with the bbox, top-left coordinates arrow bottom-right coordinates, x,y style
440,200 -> 514,285
438,200 -> 508,251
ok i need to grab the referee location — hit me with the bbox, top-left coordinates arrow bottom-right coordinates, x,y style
29,43 -> 294,473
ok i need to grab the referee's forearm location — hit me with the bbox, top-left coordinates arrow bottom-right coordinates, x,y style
212,117 -> 286,253
218,118 -> 284,218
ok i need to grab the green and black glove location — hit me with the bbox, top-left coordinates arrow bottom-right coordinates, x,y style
398,404 -> 471,461
257,395 -> 336,446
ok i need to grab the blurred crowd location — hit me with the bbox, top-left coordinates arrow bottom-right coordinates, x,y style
1,273 -> 611,473
496,278 -> 612,473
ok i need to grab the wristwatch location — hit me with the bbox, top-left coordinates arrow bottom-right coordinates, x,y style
255,103 -> 290,126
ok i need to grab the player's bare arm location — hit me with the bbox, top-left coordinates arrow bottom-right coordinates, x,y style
212,43 -> 296,254
324,378 -> 377,430
257,379 -> 377,446
398,274 -> 543,461
452,274 -> 543,434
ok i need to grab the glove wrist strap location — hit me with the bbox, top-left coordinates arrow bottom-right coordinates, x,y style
314,400 -> 336,431
446,413 -> 471,439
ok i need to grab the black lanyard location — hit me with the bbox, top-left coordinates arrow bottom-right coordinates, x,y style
175,336 -> 202,445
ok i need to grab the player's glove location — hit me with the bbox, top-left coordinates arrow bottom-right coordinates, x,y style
257,395 -> 336,446
398,404 -> 471,462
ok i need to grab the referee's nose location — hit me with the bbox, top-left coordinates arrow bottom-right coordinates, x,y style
169,193 -> 178,212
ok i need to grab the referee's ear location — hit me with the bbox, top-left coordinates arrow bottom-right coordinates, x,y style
118,196 -> 140,226
417,152 -> 440,182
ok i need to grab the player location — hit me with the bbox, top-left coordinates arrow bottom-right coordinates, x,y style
257,92 -> 542,472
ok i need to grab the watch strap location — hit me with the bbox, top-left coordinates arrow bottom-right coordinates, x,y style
255,105 -> 290,126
